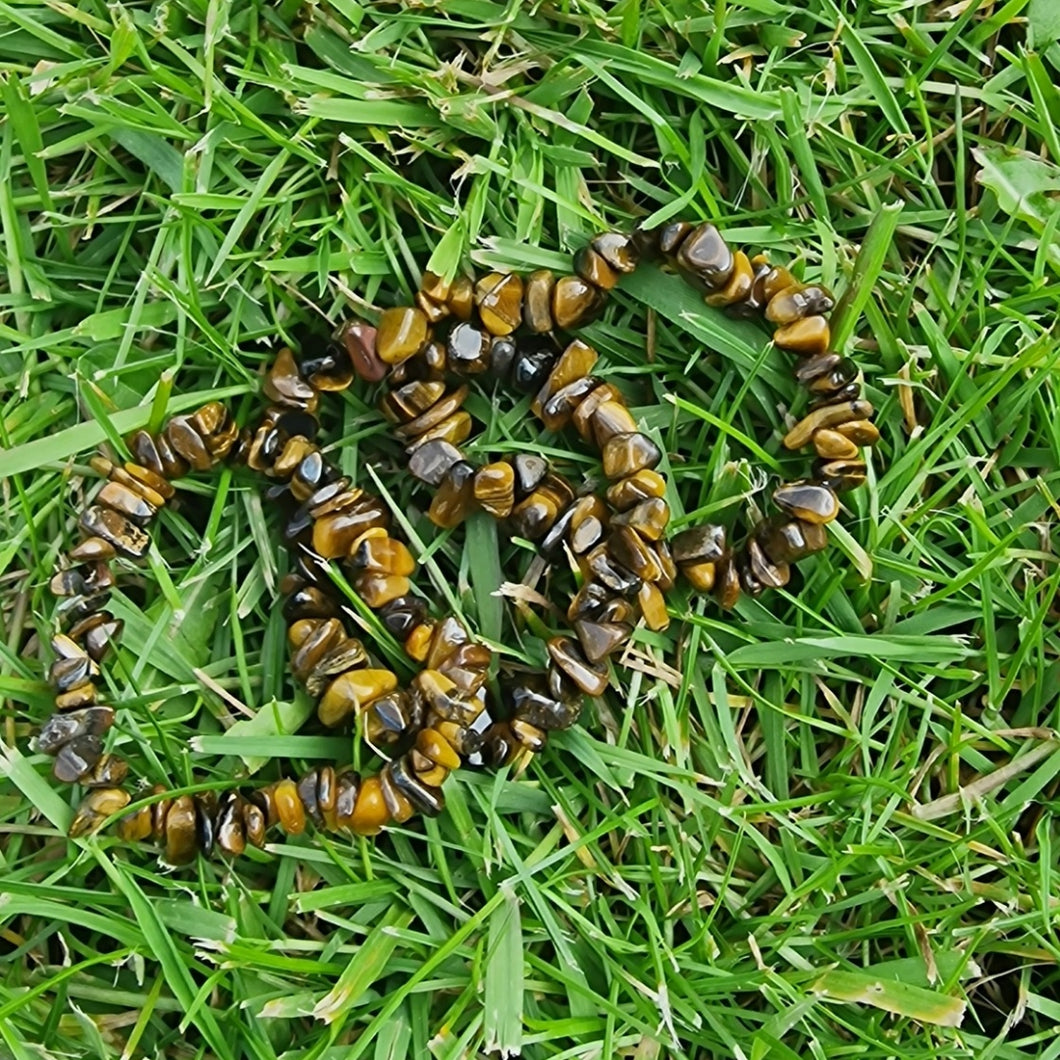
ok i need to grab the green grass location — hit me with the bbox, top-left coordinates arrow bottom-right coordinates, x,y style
2,1 -> 1060,1057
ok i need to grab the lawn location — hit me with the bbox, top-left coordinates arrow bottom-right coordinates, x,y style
1,1 -> 1059,1057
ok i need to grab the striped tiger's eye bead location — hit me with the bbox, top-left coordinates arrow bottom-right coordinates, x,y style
835,419 -> 880,446
409,439 -> 462,487
758,517 -> 828,564
317,669 -> 399,728
574,246 -> 619,291
705,250 -> 754,308
611,497 -> 669,541
354,572 -> 411,608
164,795 -> 199,865
765,283 -> 835,325
416,727 -> 462,771
601,432 -> 661,480
264,347 -> 319,413
540,375 -> 600,432
637,581 -> 670,631
376,307 -> 430,365
783,400 -> 874,450
511,454 -> 548,499
552,275 -> 605,330
773,316 -> 830,356
747,537 -> 790,589
532,339 -> 598,418
395,385 -> 469,442
298,341 -> 355,392
523,270 -> 555,332
272,779 -> 306,835
813,459 -> 868,493
473,462 -> 516,519
445,276 -> 474,321
609,526 -> 663,583
547,637 -> 608,697
773,482 -> 839,524
428,461 -> 476,529
70,788 -> 130,838
382,380 -> 447,423
351,536 -> 415,576
379,768 -> 417,824
117,803 -> 153,843
69,537 -> 116,563
79,506 -> 150,559
606,468 -> 667,511
475,272 -> 524,336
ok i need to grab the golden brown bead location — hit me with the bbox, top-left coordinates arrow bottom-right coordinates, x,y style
574,246 -> 619,290
405,623 -> 434,662
705,250 -> 754,308
683,561 -> 716,592
552,275 -> 604,330
290,618 -> 345,681
70,788 -> 131,838
812,426 -> 861,460
473,462 -> 516,519
428,461 -> 476,529
69,537 -> 116,563
353,536 -> 415,576
272,779 -> 306,835
447,276 -> 474,321
376,307 -> 430,365
317,669 -> 399,727
271,436 -> 316,479
591,232 -> 639,274
746,537 -> 790,589
164,795 -> 199,865
382,381 -> 446,424
772,316 -> 830,356
611,497 -> 669,541
117,804 -> 153,842
610,526 -> 663,582
531,339 -> 598,419
409,411 -> 472,451
834,419 -> 880,446
571,383 -> 619,441
421,270 -> 451,304
714,556 -> 741,610
354,572 -> 411,608
757,264 -> 797,304
311,499 -> 390,559
783,400 -> 874,450
394,385 -> 469,441
475,272 -> 524,336
601,432 -> 662,480
606,469 -> 667,511
351,775 -> 390,835
163,415 -> 213,472
637,581 -> 670,631
416,727 -> 461,771
523,270 -> 555,332
379,770 -> 417,824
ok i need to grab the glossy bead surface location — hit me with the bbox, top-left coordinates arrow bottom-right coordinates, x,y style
783,400 -> 874,450
428,461 -> 476,529
637,581 -> 670,631
773,316 -> 830,356
263,347 -> 318,412
574,246 -> 619,290
318,669 -> 399,728
474,462 -> 516,519
773,482 -> 840,524
591,232 -> 639,274
79,506 -> 149,559
377,307 -> 429,365
552,275 -> 604,330
475,272 -> 524,336
447,323 -> 491,375
523,270 -> 555,332
676,223 -> 733,288
409,439 -> 463,487
601,432 -> 661,480
813,428 -> 861,460
547,637 -> 608,697
705,250 -> 753,307
342,321 -> 387,382
765,283 -> 835,324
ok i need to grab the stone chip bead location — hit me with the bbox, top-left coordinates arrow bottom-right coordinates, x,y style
814,459 -> 868,493
376,306 -> 430,365
428,461 -> 477,529
263,347 -> 319,413
773,481 -> 840,524
447,323 -> 491,375
547,637 -> 609,697
342,321 -> 387,383
601,432 -> 662,480
474,272 -> 524,336
757,517 -> 828,565
574,245 -> 619,291
590,232 -> 639,274
473,462 -> 516,519
637,581 -> 670,631
705,250 -> 754,308
813,428 -> 861,460
409,439 -> 462,487
318,668 -> 399,727
573,619 -> 631,664
79,506 -> 150,559
675,223 -> 734,288
523,270 -> 555,332
746,537 -> 790,589
532,339 -> 598,419
606,468 -> 667,511
611,497 -> 669,541
772,316 -> 831,356
765,283 -> 835,325
69,788 -> 130,838
552,275 -> 604,330
783,399 -> 874,450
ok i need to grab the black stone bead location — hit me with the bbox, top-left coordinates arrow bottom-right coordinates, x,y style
510,342 -> 557,395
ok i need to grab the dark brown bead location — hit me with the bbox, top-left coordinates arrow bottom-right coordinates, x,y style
511,454 -> 549,499
365,691 -> 423,745
705,250 -> 754,308
523,270 -> 555,332
657,221 -> 692,257
69,537 -> 116,563
573,619 -> 631,664
508,490 -> 559,541
540,375 -> 600,432
488,336 -> 517,380
813,459 -> 868,493
424,615 -> 470,670
783,400 -> 874,450
510,341 -> 557,395
473,462 -> 516,519
747,537 -> 790,589
263,347 -> 318,412
531,339 -> 598,420
676,223 -> 733,288
773,481 -> 839,524
409,439 -> 463,487
794,351 -> 842,386
50,569 -> 85,597
98,481 -> 156,524
438,642 -> 491,694
79,506 -> 149,559
428,461 -> 476,529
811,382 -> 862,408
299,341 -> 354,391
567,580 -> 610,622
447,323 -> 491,375
551,275 -> 605,330
611,497 -> 669,541
806,358 -> 858,398
216,793 -> 247,857
163,795 -> 199,866
653,538 -> 677,591
601,432 -> 661,480
52,733 -> 103,783
574,246 -> 619,291
376,307 -> 430,365
297,770 -> 324,828
389,755 -> 445,816
475,272 -> 523,336
758,517 -> 828,564
416,290 -> 449,325
378,594 -> 428,640
305,638 -> 370,698
379,767 -> 417,824
569,495 -> 608,554
571,383 -> 618,441
48,653 -> 94,693
714,556 -> 741,610
283,586 -> 340,622
586,545 -> 641,595
342,321 -> 387,382
37,706 -> 114,755
72,614 -> 121,663
509,681 -> 580,731
737,553 -> 765,597
765,283 -> 835,325
289,618 -> 345,682
128,430 -> 167,478
591,232 -> 639,274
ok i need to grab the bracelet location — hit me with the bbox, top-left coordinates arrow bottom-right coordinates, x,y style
36,221 -> 877,864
